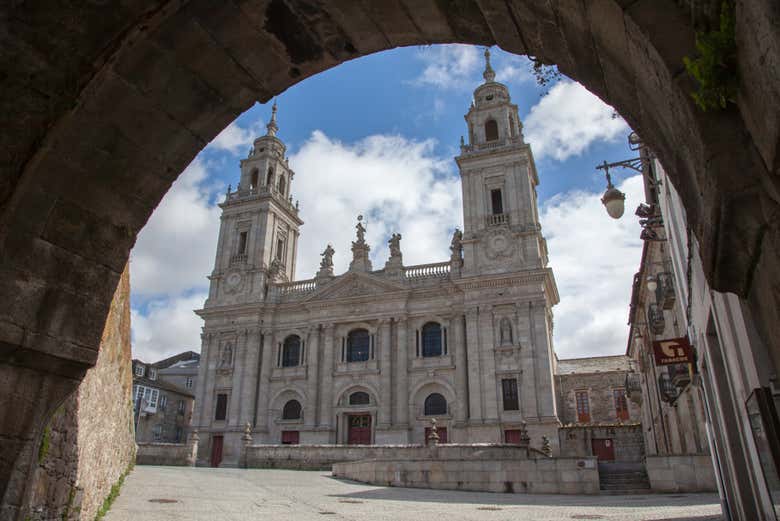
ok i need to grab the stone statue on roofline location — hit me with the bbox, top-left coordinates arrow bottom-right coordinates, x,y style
355,215 -> 366,244
320,244 -> 335,270
388,233 -> 402,258
450,228 -> 463,261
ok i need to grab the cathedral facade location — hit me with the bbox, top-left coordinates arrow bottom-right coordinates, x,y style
192,51 -> 562,467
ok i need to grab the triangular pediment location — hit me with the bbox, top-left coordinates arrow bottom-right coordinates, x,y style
303,271 -> 407,302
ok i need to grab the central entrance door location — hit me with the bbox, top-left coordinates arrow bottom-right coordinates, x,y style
210,435 -> 224,467
591,438 -> 615,461
347,414 -> 372,445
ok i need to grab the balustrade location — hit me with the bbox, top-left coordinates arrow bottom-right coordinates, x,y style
485,213 -> 509,226
403,262 -> 450,280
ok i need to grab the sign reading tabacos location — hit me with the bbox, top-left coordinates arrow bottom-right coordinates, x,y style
653,337 -> 694,366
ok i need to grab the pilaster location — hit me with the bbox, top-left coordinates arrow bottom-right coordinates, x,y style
395,317 -> 409,426
192,332 -> 210,428
453,314 -> 469,423
465,308 -> 483,421
239,328 -> 260,426
378,318 -> 393,427
305,326 -> 320,429
255,330 -> 274,431
228,328 -> 248,426
319,324 -> 335,428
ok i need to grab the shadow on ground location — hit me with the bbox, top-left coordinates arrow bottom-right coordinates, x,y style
327,476 -> 722,510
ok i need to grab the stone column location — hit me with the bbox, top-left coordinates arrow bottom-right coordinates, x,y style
229,328 -> 248,426
239,328 -> 261,427
318,325 -> 335,430
378,318 -> 393,427
305,326 -> 320,429
192,332 -> 211,428
395,317 -> 409,427
481,310 -> 499,420
453,314 -> 469,423
465,308 -> 483,421
199,333 -> 218,428
525,302 -> 540,419
255,331 -> 274,432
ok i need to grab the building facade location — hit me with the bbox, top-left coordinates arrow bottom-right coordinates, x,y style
556,355 -> 644,463
645,158 -> 779,518
132,354 -> 197,444
193,51 -> 563,467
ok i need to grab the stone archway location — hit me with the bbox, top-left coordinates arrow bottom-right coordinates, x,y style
2,1 -> 778,517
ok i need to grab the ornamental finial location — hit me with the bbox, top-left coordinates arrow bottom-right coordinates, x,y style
483,47 -> 495,83
266,99 -> 279,136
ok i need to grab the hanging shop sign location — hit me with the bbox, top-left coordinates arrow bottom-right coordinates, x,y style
652,336 -> 694,365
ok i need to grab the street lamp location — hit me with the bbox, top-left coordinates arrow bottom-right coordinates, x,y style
599,164 -> 626,219
595,132 -> 649,219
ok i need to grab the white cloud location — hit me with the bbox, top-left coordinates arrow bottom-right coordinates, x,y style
540,175 -> 644,358
411,45 -> 481,89
524,80 -> 628,161
496,59 -> 534,85
290,131 -> 463,278
209,119 -> 263,155
130,158 -> 222,299
131,293 -> 207,363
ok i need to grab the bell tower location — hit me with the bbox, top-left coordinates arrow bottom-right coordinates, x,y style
204,102 -> 303,307
455,49 -> 549,277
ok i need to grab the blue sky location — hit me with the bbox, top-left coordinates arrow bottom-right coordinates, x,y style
129,45 -> 645,363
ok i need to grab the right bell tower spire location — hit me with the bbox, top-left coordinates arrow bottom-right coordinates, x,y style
455,47 -> 548,277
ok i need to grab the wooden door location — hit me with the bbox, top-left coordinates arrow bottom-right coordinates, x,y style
505,429 -> 522,445
281,431 -> 300,445
347,415 -> 372,445
425,427 -> 448,444
591,438 -> 615,461
210,435 -> 224,467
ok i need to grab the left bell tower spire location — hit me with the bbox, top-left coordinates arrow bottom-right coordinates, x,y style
204,101 -> 303,308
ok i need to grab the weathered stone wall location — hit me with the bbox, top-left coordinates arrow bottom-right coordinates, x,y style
556,370 -> 641,425
558,425 -> 645,462
136,443 -> 194,467
332,455 -> 600,495
245,444 -> 544,471
24,267 -> 135,521
646,454 -> 717,492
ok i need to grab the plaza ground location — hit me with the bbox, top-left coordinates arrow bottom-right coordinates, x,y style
104,466 -> 722,521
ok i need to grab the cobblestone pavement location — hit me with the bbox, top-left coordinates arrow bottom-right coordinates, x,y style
103,466 -> 722,521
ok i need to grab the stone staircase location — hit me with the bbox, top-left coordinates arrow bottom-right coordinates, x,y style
598,462 -> 652,495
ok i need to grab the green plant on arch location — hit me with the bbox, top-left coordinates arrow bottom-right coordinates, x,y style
683,0 -> 738,111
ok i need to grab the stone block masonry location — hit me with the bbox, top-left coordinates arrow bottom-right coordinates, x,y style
22,266 -> 136,521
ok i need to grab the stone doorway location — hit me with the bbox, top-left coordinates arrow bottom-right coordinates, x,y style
592,438 -> 615,461
347,415 -> 372,445
210,435 -> 224,468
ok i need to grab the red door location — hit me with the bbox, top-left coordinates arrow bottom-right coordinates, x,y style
425,427 -> 448,444
281,431 -> 300,444
591,438 -> 615,461
347,415 -> 372,444
210,435 -> 224,467
505,429 -> 522,445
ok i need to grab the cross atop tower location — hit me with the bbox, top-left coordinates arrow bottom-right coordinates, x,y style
483,48 -> 496,83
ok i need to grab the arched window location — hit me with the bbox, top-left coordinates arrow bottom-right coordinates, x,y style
250,168 -> 259,190
266,167 -> 274,187
282,335 -> 301,367
484,119 -> 499,141
282,399 -> 301,420
421,322 -> 443,357
424,393 -> 447,416
347,329 -> 370,362
278,175 -> 286,196
349,391 -> 370,405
